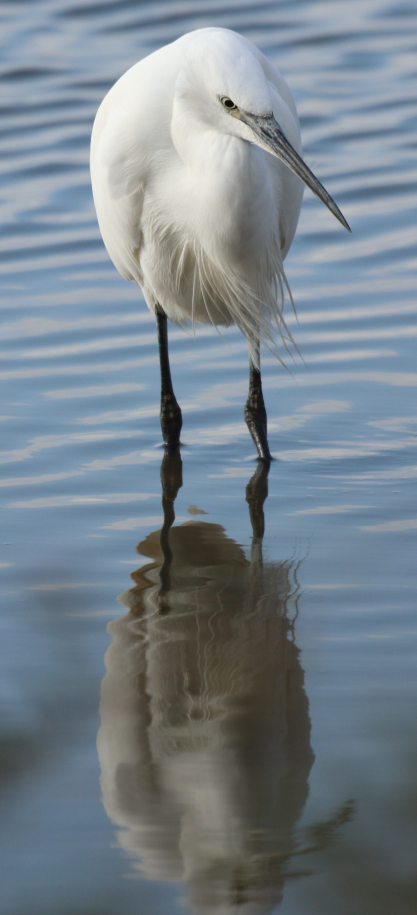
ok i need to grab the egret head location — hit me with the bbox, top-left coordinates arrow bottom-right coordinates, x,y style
175,28 -> 350,231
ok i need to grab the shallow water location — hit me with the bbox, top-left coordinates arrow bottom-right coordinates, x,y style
1,0 -> 417,912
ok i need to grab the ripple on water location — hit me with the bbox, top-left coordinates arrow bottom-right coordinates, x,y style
1,2 -> 417,914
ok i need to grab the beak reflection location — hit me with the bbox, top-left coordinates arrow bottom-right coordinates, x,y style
97,452 -> 354,914
241,111 -> 351,232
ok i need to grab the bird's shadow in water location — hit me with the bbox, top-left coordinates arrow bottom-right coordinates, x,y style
97,452 -> 354,915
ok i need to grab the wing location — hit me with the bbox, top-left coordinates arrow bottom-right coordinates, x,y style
91,44 -> 179,287
91,80 -> 146,285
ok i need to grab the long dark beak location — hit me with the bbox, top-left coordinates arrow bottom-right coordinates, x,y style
240,111 -> 350,232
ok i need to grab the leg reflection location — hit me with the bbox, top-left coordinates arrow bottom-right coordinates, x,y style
158,447 -> 183,610
98,456 -> 353,914
246,458 -> 269,565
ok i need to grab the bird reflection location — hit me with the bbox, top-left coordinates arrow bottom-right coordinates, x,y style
98,452 -> 353,914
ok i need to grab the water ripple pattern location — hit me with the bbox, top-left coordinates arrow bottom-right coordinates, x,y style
0,2 -> 416,914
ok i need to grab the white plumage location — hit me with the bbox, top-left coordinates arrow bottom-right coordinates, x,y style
90,28 -> 348,457
92,29 -> 308,344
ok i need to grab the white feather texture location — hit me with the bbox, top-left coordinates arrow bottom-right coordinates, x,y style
90,28 -> 304,359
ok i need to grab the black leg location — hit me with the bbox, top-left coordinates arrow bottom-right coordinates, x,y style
156,308 -> 182,447
244,343 -> 272,462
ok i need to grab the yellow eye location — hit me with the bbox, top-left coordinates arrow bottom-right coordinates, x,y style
221,96 -> 237,111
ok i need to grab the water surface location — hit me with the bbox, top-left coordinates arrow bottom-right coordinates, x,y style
1,1 -> 417,913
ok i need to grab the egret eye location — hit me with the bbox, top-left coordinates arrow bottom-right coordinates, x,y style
221,96 -> 237,111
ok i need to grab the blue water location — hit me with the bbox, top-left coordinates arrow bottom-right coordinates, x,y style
1,1 -> 417,913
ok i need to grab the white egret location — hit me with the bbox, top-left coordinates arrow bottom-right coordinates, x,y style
91,27 -> 349,460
